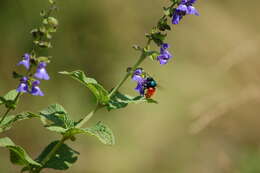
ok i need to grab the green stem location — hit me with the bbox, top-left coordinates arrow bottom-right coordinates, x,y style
35,105 -> 100,172
42,137 -> 66,165
76,104 -> 101,128
108,39 -> 151,98
0,109 -> 12,124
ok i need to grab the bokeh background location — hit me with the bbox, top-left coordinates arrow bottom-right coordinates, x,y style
1,0 -> 260,172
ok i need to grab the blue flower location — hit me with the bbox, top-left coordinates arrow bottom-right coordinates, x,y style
17,77 -> 29,93
172,0 -> 199,25
30,80 -> 44,96
17,53 -> 31,70
132,68 -> 146,95
34,62 -> 50,80
157,43 -> 173,65
135,79 -> 146,95
132,68 -> 144,83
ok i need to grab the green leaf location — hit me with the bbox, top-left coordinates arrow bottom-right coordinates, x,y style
0,137 -> 41,167
151,32 -> 167,46
47,17 -> 59,27
144,49 -> 160,60
158,17 -> 171,31
0,89 -> 19,105
0,112 -> 39,133
85,122 -> 115,145
59,70 -> 110,105
107,91 -> 158,111
0,89 -> 19,109
37,56 -> 51,63
39,104 -> 74,133
34,40 -> 52,48
35,141 -> 79,170
49,0 -> 55,4
65,121 -> 115,145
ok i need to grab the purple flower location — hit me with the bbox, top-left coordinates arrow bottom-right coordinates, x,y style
172,0 -> 199,25
30,80 -> 44,96
157,43 -> 173,65
34,62 -> 50,80
17,53 -> 31,70
135,78 -> 146,95
132,68 -> 146,95
132,68 -> 143,83
17,77 -> 29,93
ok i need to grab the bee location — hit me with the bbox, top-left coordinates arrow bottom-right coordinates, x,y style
144,77 -> 157,98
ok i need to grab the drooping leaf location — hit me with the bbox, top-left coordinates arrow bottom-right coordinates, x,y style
0,112 -> 39,133
0,137 -> 41,167
35,141 -> 79,170
39,104 -> 74,133
107,91 -> 158,111
59,70 -> 109,105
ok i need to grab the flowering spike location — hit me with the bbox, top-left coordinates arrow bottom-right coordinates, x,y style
17,53 -> 31,70
34,62 -> 50,80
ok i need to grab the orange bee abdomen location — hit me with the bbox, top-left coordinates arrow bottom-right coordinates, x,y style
145,87 -> 156,98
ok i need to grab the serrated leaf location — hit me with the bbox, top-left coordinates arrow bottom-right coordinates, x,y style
85,122 -> 115,145
35,141 -> 79,170
39,104 -> 74,133
65,122 -> 115,145
59,70 -> 109,105
0,137 -> 41,167
107,91 -> 158,111
0,112 -> 39,133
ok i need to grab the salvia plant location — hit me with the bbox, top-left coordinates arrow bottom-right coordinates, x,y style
0,0 -> 199,172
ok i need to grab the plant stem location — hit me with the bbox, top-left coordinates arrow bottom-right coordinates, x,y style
0,109 -> 12,124
42,137 -> 66,165
35,105 -> 100,172
108,39 -> 151,98
76,104 -> 101,128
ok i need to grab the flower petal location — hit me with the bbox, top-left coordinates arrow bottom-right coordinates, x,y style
187,6 -> 199,16
177,4 -> 188,13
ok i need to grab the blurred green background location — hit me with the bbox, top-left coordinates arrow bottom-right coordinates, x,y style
1,0 -> 260,172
